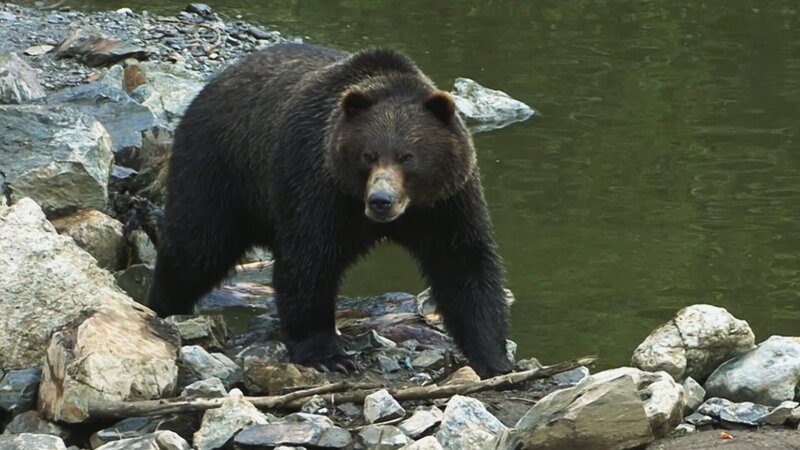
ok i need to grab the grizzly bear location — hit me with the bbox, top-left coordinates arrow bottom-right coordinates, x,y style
148,43 -> 512,377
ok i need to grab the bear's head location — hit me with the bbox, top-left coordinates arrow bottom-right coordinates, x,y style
325,76 -> 476,223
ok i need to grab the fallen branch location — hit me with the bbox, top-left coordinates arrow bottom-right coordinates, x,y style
86,355 -> 595,420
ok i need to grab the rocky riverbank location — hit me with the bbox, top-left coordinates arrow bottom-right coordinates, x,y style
1,2 -> 798,449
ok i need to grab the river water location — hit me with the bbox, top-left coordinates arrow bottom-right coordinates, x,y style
67,0 -> 799,367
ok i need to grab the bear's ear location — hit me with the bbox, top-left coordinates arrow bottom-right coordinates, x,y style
424,91 -> 456,123
341,89 -> 375,118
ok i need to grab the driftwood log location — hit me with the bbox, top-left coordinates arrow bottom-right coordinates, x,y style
86,355 -> 596,421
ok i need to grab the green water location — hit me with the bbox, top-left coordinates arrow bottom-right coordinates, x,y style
66,0 -> 800,367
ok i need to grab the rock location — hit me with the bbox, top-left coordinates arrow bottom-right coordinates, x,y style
759,401 -> 799,426
244,363 -> 326,395
177,345 -> 242,389
336,402 -> 362,419
704,335 -> 800,406
436,395 -> 506,450
38,303 -> 181,423
0,199 -> 134,369
235,414 -> 351,449
181,377 -> 227,398
54,27 -> 150,67
398,406 -> 443,438
551,366 -> 590,387
512,373 -> 654,450
51,209 -> 128,271
24,45 -> 54,57
94,430 -> 190,450
697,397 -> 771,426
683,376 -> 705,413
684,411 -> 714,426
351,330 -> 397,352
300,395 -> 327,414
411,349 -> 445,370
357,425 -> 410,449
377,354 -> 402,374
41,82 -> 162,160
165,315 -> 228,352
400,436 -> 443,450
631,304 -> 755,382
364,389 -> 405,424
0,368 -> 41,416
0,433 -> 67,450
235,342 -> 290,370
129,229 -> 158,265
115,263 -> 154,304
3,410 -> 70,439
450,77 -> 534,133
506,339 -> 517,364
90,414 -> 199,448
788,406 -> 800,426
591,367 -> 686,438
673,423 -> 696,435
193,389 -> 269,450
186,3 -> 213,17
0,105 -> 113,216
0,52 -> 46,103
515,357 -> 543,372
441,366 -> 480,386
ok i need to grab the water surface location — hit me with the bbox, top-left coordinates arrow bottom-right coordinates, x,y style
62,0 -> 800,367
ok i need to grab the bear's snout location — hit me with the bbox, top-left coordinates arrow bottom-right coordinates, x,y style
365,166 -> 408,223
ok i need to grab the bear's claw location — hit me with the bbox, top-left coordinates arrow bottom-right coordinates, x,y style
311,355 -> 362,374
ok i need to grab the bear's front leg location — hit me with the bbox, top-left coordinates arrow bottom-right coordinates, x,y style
272,239 -> 361,373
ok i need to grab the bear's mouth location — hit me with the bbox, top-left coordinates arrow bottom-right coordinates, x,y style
364,166 -> 409,223
365,196 -> 409,223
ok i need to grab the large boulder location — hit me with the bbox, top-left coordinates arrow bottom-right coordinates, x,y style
704,336 -> 800,406
0,52 -> 46,104
436,395 -> 506,450
450,77 -> 534,133
632,304 -> 755,382
0,198 -> 135,369
51,209 -> 128,271
512,372 -> 655,449
0,105 -> 113,216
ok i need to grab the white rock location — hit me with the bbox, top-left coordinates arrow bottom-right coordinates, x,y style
0,433 -> 67,450
357,425 -> 410,450
632,304 -> 755,381
451,77 -> 534,133
0,198 -> 141,369
178,345 -> 242,388
512,373 -> 654,449
398,406 -> 443,438
181,377 -> 227,398
0,52 -> 46,103
705,336 -> 800,406
193,389 -> 270,450
94,430 -> 190,450
51,209 -> 128,270
683,376 -> 706,412
759,401 -> 799,426
364,389 -> 405,424
400,436 -> 443,450
436,395 -> 506,450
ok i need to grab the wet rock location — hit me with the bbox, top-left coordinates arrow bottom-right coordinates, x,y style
377,354 -> 403,374
129,229 -> 158,266
0,52 -> 46,104
92,416 -> 198,449
411,349 -> 445,371
450,77 -> 534,133
181,377 -> 227,398
705,335 -> 800,406
228,314 -> 282,348
759,401 -> 799,426
591,367 -> 686,438
41,82 -> 162,159
51,209 -> 128,271
2,410 -> 70,439
398,406 -> 442,438
632,304 -> 755,382
0,433 -> 67,450
54,27 -> 150,67
364,389 -> 405,424
166,315 -> 228,352
178,345 -> 242,389
684,411 -> 714,426
512,373 -> 654,450
194,389 -> 270,450
683,376 -> 705,413
436,395 -> 506,450
115,263 -> 154,304
0,368 -> 41,417
186,3 -> 213,17
235,341 -> 290,370
351,330 -> 397,352
235,413 -> 351,449
1,105 -> 113,216
0,199 -> 135,369
38,303 -> 180,423
94,430 -> 190,450
696,397 -> 770,426
551,366 -> 590,387
400,436 -> 443,450
244,362 -> 326,395
357,425 -> 410,449
246,26 -> 279,41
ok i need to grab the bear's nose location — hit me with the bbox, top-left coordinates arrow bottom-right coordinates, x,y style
368,191 -> 394,214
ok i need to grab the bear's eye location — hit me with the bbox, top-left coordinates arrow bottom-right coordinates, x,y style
401,153 -> 414,163
362,152 -> 377,164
